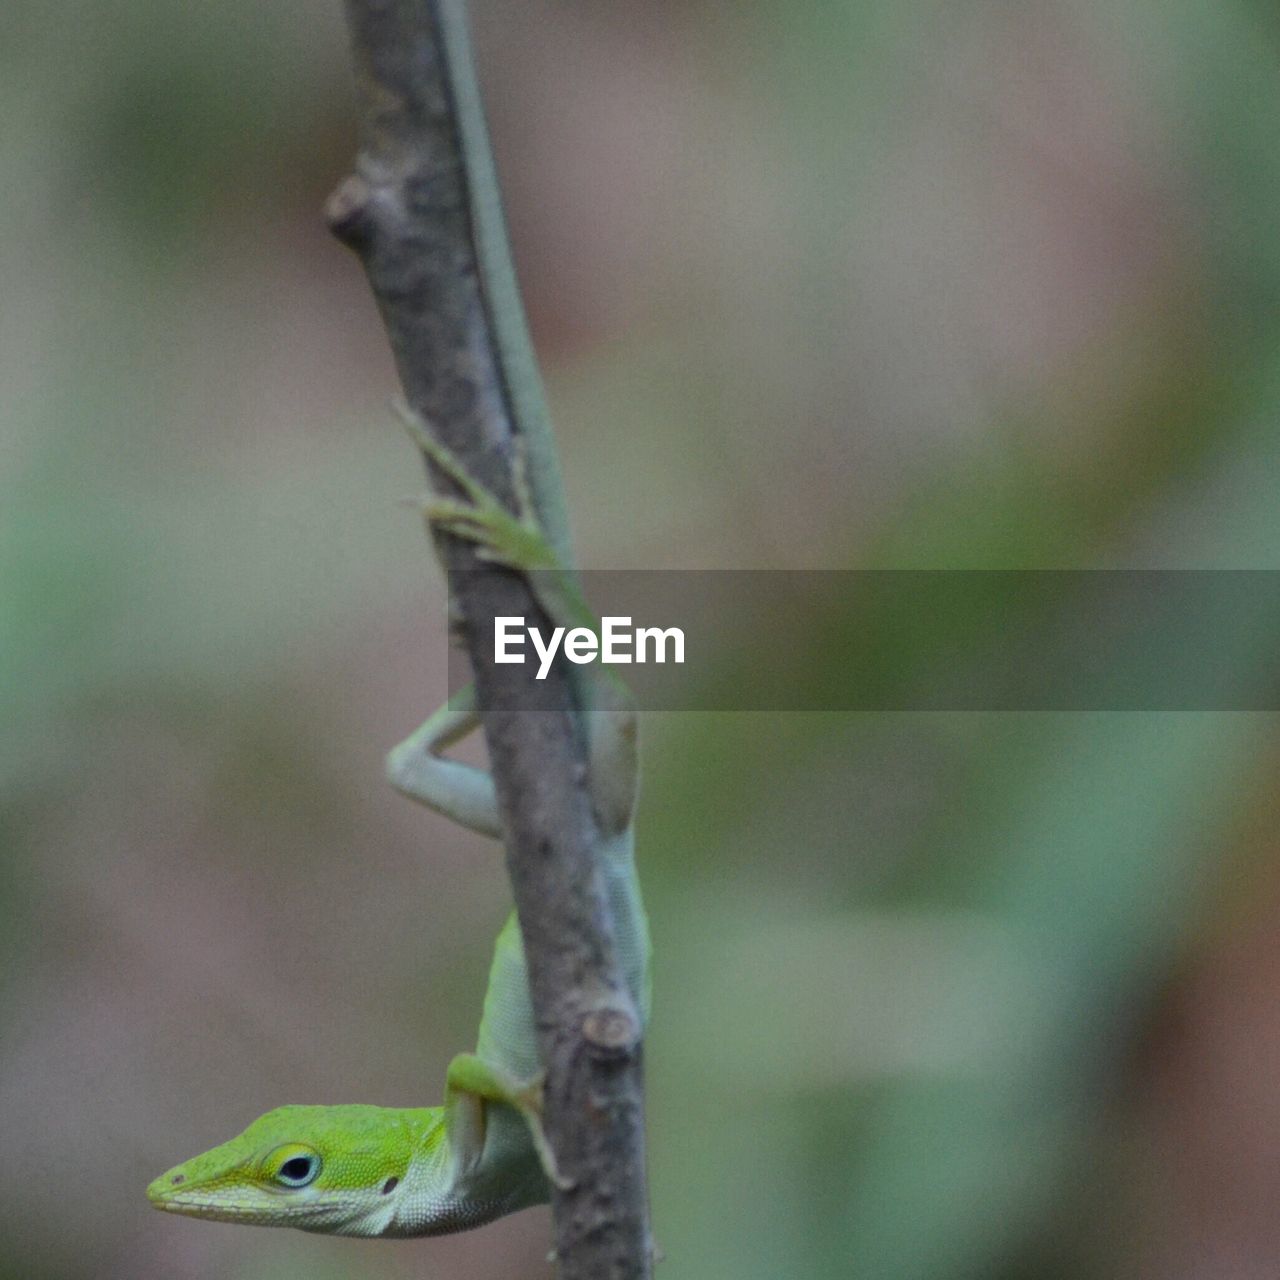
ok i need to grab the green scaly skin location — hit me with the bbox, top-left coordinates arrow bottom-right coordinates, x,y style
146,1105 -> 539,1238
148,428 -> 648,1235
148,0 -> 647,1238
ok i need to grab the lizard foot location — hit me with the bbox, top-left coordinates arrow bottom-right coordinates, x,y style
393,398 -> 557,575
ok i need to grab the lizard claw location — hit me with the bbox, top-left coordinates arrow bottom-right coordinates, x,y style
512,1075 -> 575,1191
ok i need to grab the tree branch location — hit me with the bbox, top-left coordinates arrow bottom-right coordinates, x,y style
325,2 -> 652,1276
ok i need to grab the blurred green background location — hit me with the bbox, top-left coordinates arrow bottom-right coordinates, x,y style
6,1 -> 1280,1277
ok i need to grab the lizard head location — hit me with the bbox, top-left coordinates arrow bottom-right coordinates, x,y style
147,1103 -> 442,1236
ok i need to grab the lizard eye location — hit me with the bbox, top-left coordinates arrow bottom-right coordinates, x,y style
269,1148 -> 321,1188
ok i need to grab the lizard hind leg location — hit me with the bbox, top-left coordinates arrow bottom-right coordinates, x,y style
585,691 -> 638,838
394,399 -> 584,621
386,685 -> 503,839
394,398 -> 554,569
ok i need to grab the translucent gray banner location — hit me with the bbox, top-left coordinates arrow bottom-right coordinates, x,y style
444,571 -> 1280,711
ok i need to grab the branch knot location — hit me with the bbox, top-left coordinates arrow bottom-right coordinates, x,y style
581,1001 -> 642,1061
325,174 -> 378,249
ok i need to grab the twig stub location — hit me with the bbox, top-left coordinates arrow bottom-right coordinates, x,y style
324,174 -> 376,247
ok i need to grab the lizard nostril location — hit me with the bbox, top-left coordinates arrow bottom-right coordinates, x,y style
171,1174 -> 185,1185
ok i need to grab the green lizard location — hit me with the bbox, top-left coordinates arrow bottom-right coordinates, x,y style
145,456 -> 647,1236
146,0 -> 648,1241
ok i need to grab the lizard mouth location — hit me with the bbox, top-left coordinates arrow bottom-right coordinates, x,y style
147,1178 -> 361,1224
146,1177 -> 258,1221
147,1187 -> 261,1221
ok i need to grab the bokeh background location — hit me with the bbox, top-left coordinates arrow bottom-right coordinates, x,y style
6,1 -> 1280,1277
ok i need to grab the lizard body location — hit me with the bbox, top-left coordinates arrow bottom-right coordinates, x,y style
147,0 -> 647,1240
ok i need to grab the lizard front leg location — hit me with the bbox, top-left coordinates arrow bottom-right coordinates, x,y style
444,1053 -> 572,1190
